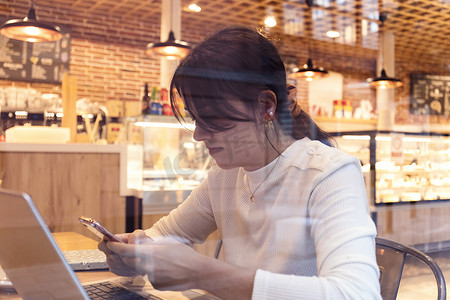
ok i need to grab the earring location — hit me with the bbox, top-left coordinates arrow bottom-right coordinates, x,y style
265,119 -> 274,129
265,109 -> 274,129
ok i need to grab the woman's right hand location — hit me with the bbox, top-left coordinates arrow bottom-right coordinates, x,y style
98,231 -> 146,277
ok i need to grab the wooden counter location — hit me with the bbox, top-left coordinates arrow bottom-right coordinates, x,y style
0,143 -> 128,238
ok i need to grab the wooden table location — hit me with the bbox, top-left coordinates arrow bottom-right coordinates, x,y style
0,232 -> 218,299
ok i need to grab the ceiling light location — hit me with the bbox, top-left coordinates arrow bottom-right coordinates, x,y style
264,16 -> 277,28
367,69 -> 403,89
289,0 -> 328,82
0,1 -> 62,42
263,5 -> 277,28
326,30 -> 340,38
187,3 -> 201,12
367,12 -> 402,89
145,30 -> 191,60
289,58 -> 328,81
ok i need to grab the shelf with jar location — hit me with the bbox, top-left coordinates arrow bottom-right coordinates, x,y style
312,116 -> 378,132
310,99 -> 378,132
314,116 -> 378,124
331,130 -> 450,206
0,107 -> 111,142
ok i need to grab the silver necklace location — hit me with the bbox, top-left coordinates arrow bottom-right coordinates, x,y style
246,157 -> 280,202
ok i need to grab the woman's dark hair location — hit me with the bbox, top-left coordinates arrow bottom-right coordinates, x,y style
170,25 -> 332,145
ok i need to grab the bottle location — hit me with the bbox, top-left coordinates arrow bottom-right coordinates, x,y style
150,87 -> 162,115
141,83 -> 151,115
174,91 -> 186,117
343,100 -> 353,119
333,100 -> 343,119
0,125 -> 5,142
161,88 -> 173,116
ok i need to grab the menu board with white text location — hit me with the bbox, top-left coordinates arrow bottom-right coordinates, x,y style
410,73 -> 450,117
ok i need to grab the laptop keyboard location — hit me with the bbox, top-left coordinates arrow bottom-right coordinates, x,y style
0,249 -> 108,288
63,249 -> 108,270
85,281 -> 159,299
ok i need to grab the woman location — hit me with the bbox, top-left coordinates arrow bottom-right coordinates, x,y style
99,26 -> 381,299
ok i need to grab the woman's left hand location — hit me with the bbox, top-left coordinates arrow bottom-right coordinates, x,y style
106,232 -> 206,291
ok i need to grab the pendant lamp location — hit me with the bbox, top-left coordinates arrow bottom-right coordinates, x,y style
290,58 -> 328,81
0,1 -> 62,43
367,13 -> 402,89
368,69 -> 403,89
289,0 -> 328,82
145,30 -> 190,60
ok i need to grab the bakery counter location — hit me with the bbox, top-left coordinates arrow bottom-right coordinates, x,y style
331,130 -> 450,248
0,142 -> 129,238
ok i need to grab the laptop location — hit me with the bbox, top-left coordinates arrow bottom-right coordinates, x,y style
0,188 -> 216,300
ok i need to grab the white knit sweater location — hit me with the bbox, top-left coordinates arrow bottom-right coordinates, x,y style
145,138 -> 381,299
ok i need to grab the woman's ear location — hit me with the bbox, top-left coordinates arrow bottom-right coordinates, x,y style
258,90 -> 277,120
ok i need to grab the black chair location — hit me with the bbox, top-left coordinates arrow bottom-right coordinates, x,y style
376,237 -> 446,300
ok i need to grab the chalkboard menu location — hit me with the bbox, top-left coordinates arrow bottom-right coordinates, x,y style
0,26 -> 70,84
410,73 -> 450,117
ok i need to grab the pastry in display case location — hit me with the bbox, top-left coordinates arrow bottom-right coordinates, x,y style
119,114 -> 212,214
331,130 -> 450,206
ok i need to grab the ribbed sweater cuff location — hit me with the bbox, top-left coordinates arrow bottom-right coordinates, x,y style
252,269 -> 320,300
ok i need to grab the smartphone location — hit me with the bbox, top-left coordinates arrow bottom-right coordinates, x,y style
78,216 -> 125,243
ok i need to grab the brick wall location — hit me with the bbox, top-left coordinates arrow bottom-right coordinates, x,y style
0,0 -> 162,105
0,2 -> 448,127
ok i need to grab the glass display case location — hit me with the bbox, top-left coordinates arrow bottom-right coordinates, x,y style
332,131 -> 450,206
120,114 -> 212,217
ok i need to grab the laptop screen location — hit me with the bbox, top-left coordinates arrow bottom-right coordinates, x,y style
0,188 -> 89,299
